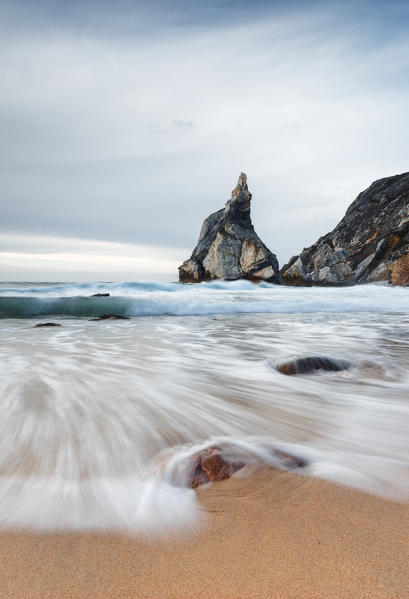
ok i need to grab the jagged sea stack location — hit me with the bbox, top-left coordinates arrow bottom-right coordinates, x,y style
281,171 -> 409,286
179,173 -> 279,283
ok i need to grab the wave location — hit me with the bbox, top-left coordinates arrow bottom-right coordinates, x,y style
1,287 -> 409,318
0,279 -> 274,298
1,285 -> 408,531
0,280 -> 180,296
0,438 -> 307,532
0,436 -> 406,532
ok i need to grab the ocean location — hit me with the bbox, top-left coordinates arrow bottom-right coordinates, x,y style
0,280 -> 408,532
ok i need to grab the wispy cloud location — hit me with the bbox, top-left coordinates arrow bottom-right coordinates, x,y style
0,233 -> 185,280
0,0 -> 408,276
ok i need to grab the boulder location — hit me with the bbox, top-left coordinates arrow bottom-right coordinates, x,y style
281,171 -> 409,285
277,356 -> 350,375
34,322 -> 62,328
179,173 -> 279,283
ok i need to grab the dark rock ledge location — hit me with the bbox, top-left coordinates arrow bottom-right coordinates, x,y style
89,314 -> 130,321
281,171 -> 409,286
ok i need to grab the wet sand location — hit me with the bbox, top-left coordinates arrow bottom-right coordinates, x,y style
0,468 -> 408,599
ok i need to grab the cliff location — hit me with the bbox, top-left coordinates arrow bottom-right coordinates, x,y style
281,171 -> 409,286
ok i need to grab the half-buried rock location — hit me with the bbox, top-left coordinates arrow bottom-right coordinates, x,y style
179,173 -> 279,283
34,322 -> 62,328
188,446 -> 245,488
187,445 -> 307,488
277,356 -> 350,375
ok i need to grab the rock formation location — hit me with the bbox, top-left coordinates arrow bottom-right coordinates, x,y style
281,171 -> 409,286
179,173 -> 279,283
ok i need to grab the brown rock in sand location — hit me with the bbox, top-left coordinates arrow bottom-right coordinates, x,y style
187,445 -> 307,488
188,446 -> 245,489
34,322 -> 62,328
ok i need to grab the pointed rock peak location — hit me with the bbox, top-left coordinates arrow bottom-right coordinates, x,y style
226,172 -> 252,222
230,172 -> 250,202
178,171 -> 279,283
236,172 -> 247,190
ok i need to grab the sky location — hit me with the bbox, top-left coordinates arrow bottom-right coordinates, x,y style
1,0 -> 409,281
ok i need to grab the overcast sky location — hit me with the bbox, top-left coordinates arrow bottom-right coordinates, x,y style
1,0 -> 408,280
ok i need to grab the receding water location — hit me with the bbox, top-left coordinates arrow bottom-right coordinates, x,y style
0,280 -> 408,532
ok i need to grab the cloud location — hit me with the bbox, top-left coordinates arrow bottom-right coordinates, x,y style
0,0 -> 408,278
0,233 -> 186,281
149,120 -> 195,136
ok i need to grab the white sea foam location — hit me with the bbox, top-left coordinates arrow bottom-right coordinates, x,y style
0,281 -> 408,531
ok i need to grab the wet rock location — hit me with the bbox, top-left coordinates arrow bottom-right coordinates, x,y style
187,445 -> 307,488
34,322 -> 62,328
89,314 -> 130,321
91,293 -> 110,297
277,356 -> 350,375
188,446 -> 245,488
281,171 -> 409,286
179,173 -> 279,283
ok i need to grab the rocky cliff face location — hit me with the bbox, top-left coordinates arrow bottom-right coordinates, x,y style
281,171 -> 409,286
179,173 -> 279,283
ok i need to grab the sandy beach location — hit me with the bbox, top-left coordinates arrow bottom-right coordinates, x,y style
0,468 -> 408,599
2,0 -> 409,597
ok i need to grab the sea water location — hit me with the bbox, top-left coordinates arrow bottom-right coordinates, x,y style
0,280 -> 408,532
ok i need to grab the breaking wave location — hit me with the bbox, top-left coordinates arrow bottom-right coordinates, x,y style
0,280 -> 408,318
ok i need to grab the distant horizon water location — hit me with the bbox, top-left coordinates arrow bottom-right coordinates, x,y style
0,272 -> 178,283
